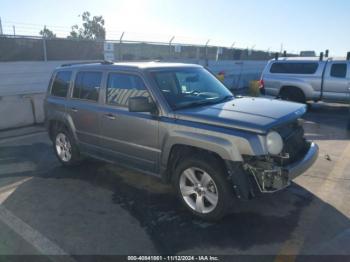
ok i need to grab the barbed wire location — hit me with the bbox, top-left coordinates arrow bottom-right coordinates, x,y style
0,19 -> 291,54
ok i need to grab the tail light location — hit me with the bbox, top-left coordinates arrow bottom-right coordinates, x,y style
258,79 -> 264,89
258,79 -> 265,95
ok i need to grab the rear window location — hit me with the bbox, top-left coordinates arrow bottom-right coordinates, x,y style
270,62 -> 319,74
330,63 -> 347,78
73,71 -> 102,102
51,71 -> 72,97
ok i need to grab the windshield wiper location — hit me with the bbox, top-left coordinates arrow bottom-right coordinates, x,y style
174,100 -> 214,110
174,95 -> 234,110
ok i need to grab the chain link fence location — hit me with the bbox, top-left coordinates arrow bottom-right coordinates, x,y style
0,35 -> 289,62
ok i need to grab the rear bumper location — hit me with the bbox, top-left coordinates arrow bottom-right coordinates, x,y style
283,142 -> 319,180
264,87 -> 279,97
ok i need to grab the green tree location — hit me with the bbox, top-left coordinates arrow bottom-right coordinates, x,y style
68,12 -> 106,40
39,26 -> 56,38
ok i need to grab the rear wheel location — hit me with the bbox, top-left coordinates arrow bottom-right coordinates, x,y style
280,88 -> 306,104
173,154 -> 233,221
53,127 -> 81,166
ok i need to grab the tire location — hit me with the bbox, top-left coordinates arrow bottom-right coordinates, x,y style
52,126 -> 81,166
173,153 -> 233,221
280,88 -> 306,104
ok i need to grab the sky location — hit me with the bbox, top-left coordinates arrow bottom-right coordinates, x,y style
0,0 -> 349,56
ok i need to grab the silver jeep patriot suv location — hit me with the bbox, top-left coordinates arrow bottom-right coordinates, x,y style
44,61 -> 319,220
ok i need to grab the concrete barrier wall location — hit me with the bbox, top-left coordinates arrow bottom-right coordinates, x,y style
0,94 -> 45,130
0,60 -> 267,130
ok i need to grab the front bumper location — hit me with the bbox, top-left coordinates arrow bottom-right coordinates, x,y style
284,142 -> 319,180
243,142 -> 319,194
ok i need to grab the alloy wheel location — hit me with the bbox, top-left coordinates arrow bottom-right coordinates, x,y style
179,167 -> 219,214
55,133 -> 72,162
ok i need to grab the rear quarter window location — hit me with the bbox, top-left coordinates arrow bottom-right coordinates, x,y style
270,62 -> 319,74
51,71 -> 72,97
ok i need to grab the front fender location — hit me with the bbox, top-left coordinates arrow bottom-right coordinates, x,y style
161,130 -> 243,168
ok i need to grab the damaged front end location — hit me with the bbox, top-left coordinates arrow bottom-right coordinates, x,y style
243,121 -> 319,193
243,154 -> 291,193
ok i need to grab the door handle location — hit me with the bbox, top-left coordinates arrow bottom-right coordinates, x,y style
104,113 -> 116,120
70,107 -> 78,112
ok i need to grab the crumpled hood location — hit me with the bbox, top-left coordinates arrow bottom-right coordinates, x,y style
174,97 -> 307,134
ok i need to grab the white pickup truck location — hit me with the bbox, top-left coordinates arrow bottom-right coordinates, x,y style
260,55 -> 350,104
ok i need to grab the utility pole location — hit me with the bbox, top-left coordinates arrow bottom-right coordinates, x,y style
169,36 -> 175,58
43,37 -> 47,61
231,42 -> 236,60
205,39 -> 210,67
119,32 -> 124,61
0,17 -> 3,35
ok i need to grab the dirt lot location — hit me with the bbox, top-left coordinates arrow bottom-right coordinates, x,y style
0,102 -> 349,258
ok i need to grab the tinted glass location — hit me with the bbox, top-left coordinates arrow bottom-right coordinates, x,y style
51,71 -> 72,97
150,67 -> 233,110
330,63 -> 347,78
107,73 -> 150,107
270,62 -> 318,74
73,72 -> 102,101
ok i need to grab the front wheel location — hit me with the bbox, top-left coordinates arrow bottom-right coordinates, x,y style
173,155 -> 233,221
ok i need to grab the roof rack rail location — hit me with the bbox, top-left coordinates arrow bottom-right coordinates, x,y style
60,60 -> 114,67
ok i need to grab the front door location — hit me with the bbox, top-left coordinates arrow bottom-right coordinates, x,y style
99,72 -> 159,173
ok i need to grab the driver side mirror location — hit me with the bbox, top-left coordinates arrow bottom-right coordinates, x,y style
128,96 -> 156,113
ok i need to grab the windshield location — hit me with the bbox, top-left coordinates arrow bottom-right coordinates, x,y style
149,67 -> 233,110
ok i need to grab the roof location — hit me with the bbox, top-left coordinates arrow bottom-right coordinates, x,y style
272,57 -> 348,62
58,61 -> 202,70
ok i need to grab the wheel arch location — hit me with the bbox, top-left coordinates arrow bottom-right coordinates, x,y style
163,144 -> 227,183
160,132 -> 243,181
47,113 -> 77,142
278,81 -> 313,100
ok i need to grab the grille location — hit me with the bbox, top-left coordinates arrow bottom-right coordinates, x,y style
274,121 -> 309,165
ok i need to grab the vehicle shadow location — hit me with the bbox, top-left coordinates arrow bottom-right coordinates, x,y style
1,143 -> 350,255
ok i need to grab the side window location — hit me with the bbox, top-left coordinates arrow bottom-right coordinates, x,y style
73,71 -> 102,101
106,73 -> 150,107
270,62 -> 318,74
51,71 -> 72,97
330,63 -> 347,78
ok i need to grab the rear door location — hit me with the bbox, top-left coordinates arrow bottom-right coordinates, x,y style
45,70 -> 72,119
323,62 -> 349,102
66,70 -> 104,150
99,71 -> 159,173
